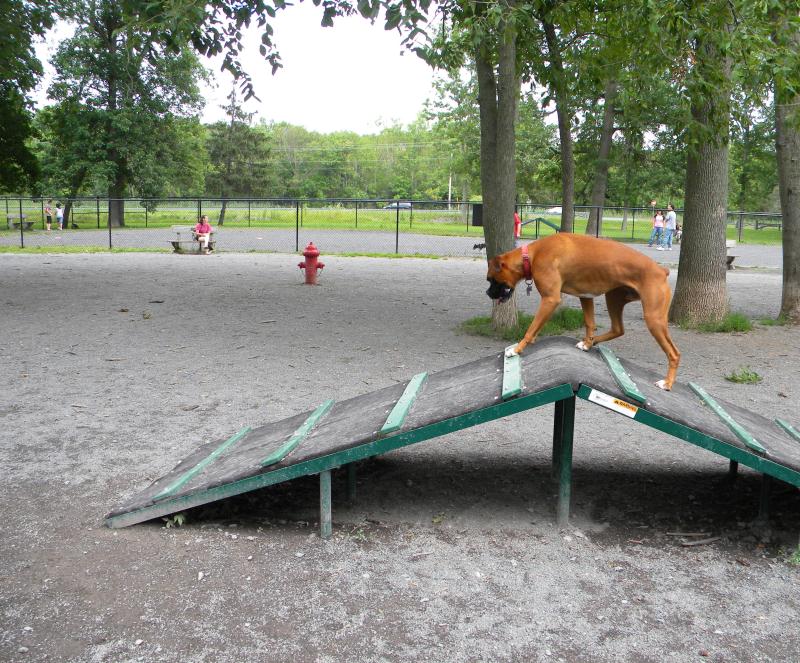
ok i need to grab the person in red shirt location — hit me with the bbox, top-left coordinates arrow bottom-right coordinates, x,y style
194,215 -> 213,254
513,211 -> 522,246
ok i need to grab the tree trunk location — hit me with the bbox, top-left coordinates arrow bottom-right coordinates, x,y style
669,38 -> 731,325
104,6 -> 125,228
776,83 -> 800,323
774,17 -> 800,323
62,168 -> 86,230
586,79 -> 619,236
218,198 -> 227,226
475,17 -> 520,330
543,20 -> 574,233
108,170 -> 126,227
736,122 -> 751,213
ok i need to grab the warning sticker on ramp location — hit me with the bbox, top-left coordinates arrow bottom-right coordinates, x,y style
587,389 -> 639,419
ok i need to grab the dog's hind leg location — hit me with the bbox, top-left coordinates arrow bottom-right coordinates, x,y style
590,287 -> 630,347
576,297 -> 597,350
641,282 -> 680,390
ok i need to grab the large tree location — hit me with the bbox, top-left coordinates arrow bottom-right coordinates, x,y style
206,87 -> 272,222
645,0 -> 736,325
0,0 -> 52,192
44,0 -> 204,225
772,7 -> 800,323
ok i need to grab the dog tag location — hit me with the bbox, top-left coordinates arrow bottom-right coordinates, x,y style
526,281 -> 533,296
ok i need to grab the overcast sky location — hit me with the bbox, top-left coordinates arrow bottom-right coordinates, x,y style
34,3 -> 438,135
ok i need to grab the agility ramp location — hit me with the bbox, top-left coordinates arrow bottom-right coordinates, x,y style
105,337 -> 800,535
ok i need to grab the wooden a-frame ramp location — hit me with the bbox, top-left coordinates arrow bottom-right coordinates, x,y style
105,337 -> 800,536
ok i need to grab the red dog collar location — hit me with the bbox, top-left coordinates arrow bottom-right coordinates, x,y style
521,244 -> 532,282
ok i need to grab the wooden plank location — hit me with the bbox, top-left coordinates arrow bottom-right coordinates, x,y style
576,384 -> 800,488
153,427 -> 252,501
502,346 -> 522,400
597,346 -> 646,404
688,383 -> 767,455
106,384 -> 574,528
380,372 -> 428,435
260,399 -> 334,467
775,418 -> 800,444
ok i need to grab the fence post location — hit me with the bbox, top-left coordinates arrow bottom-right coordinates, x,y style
632,208 -> 636,240
145,200 -> 148,228
409,201 -> 413,229
96,197 -> 100,229
197,198 -> 202,221
248,199 -> 251,227
738,212 -> 744,242
40,199 -> 44,230
295,200 -> 300,252
354,200 -> 358,229
19,198 -> 24,248
108,203 -> 112,249
395,202 -> 400,254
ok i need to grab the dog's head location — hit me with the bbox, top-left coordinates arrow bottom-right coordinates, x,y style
486,254 -> 517,303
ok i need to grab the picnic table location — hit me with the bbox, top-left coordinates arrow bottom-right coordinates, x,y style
7,215 -> 33,231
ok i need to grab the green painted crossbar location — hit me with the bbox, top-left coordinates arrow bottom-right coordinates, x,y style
775,419 -> 800,444
154,426 -> 252,501
502,347 -> 523,400
381,372 -> 428,435
261,399 -> 335,467
689,383 -> 767,455
597,346 -> 646,404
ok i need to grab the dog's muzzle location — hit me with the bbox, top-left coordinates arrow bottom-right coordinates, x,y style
486,279 -> 514,303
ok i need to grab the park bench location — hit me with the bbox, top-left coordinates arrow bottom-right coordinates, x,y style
7,214 -> 34,231
169,225 -> 216,254
726,239 -> 738,270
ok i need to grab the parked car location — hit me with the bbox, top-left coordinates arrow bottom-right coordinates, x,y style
383,201 -> 412,210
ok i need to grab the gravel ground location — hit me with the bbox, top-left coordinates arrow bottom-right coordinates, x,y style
1,252 -> 799,663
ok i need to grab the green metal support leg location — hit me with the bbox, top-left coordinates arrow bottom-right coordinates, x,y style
552,399 -> 565,479
728,460 -> 739,481
320,470 -> 332,539
347,463 -> 357,504
556,396 -> 576,527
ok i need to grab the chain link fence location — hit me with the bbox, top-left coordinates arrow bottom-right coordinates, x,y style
1,196 -> 783,255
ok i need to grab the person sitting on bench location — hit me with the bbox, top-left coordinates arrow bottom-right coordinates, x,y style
194,215 -> 213,254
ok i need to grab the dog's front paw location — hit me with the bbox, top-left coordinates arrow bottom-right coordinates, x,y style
576,341 -> 590,352
504,345 -> 520,358
655,379 -> 671,391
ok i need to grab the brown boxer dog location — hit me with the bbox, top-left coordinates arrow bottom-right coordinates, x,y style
486,233 -> 680,390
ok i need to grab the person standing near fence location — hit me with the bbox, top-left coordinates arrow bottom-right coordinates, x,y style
663,204 -> 677,250
55,203 -> 64,231
44,200 -> 53,231
648,209 -> 664,248
513,210 -> 522,246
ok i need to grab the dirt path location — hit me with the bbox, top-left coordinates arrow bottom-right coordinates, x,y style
1,253 -> 798,662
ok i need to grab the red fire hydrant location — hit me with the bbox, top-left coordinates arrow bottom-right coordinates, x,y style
298,242 -> 325,285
